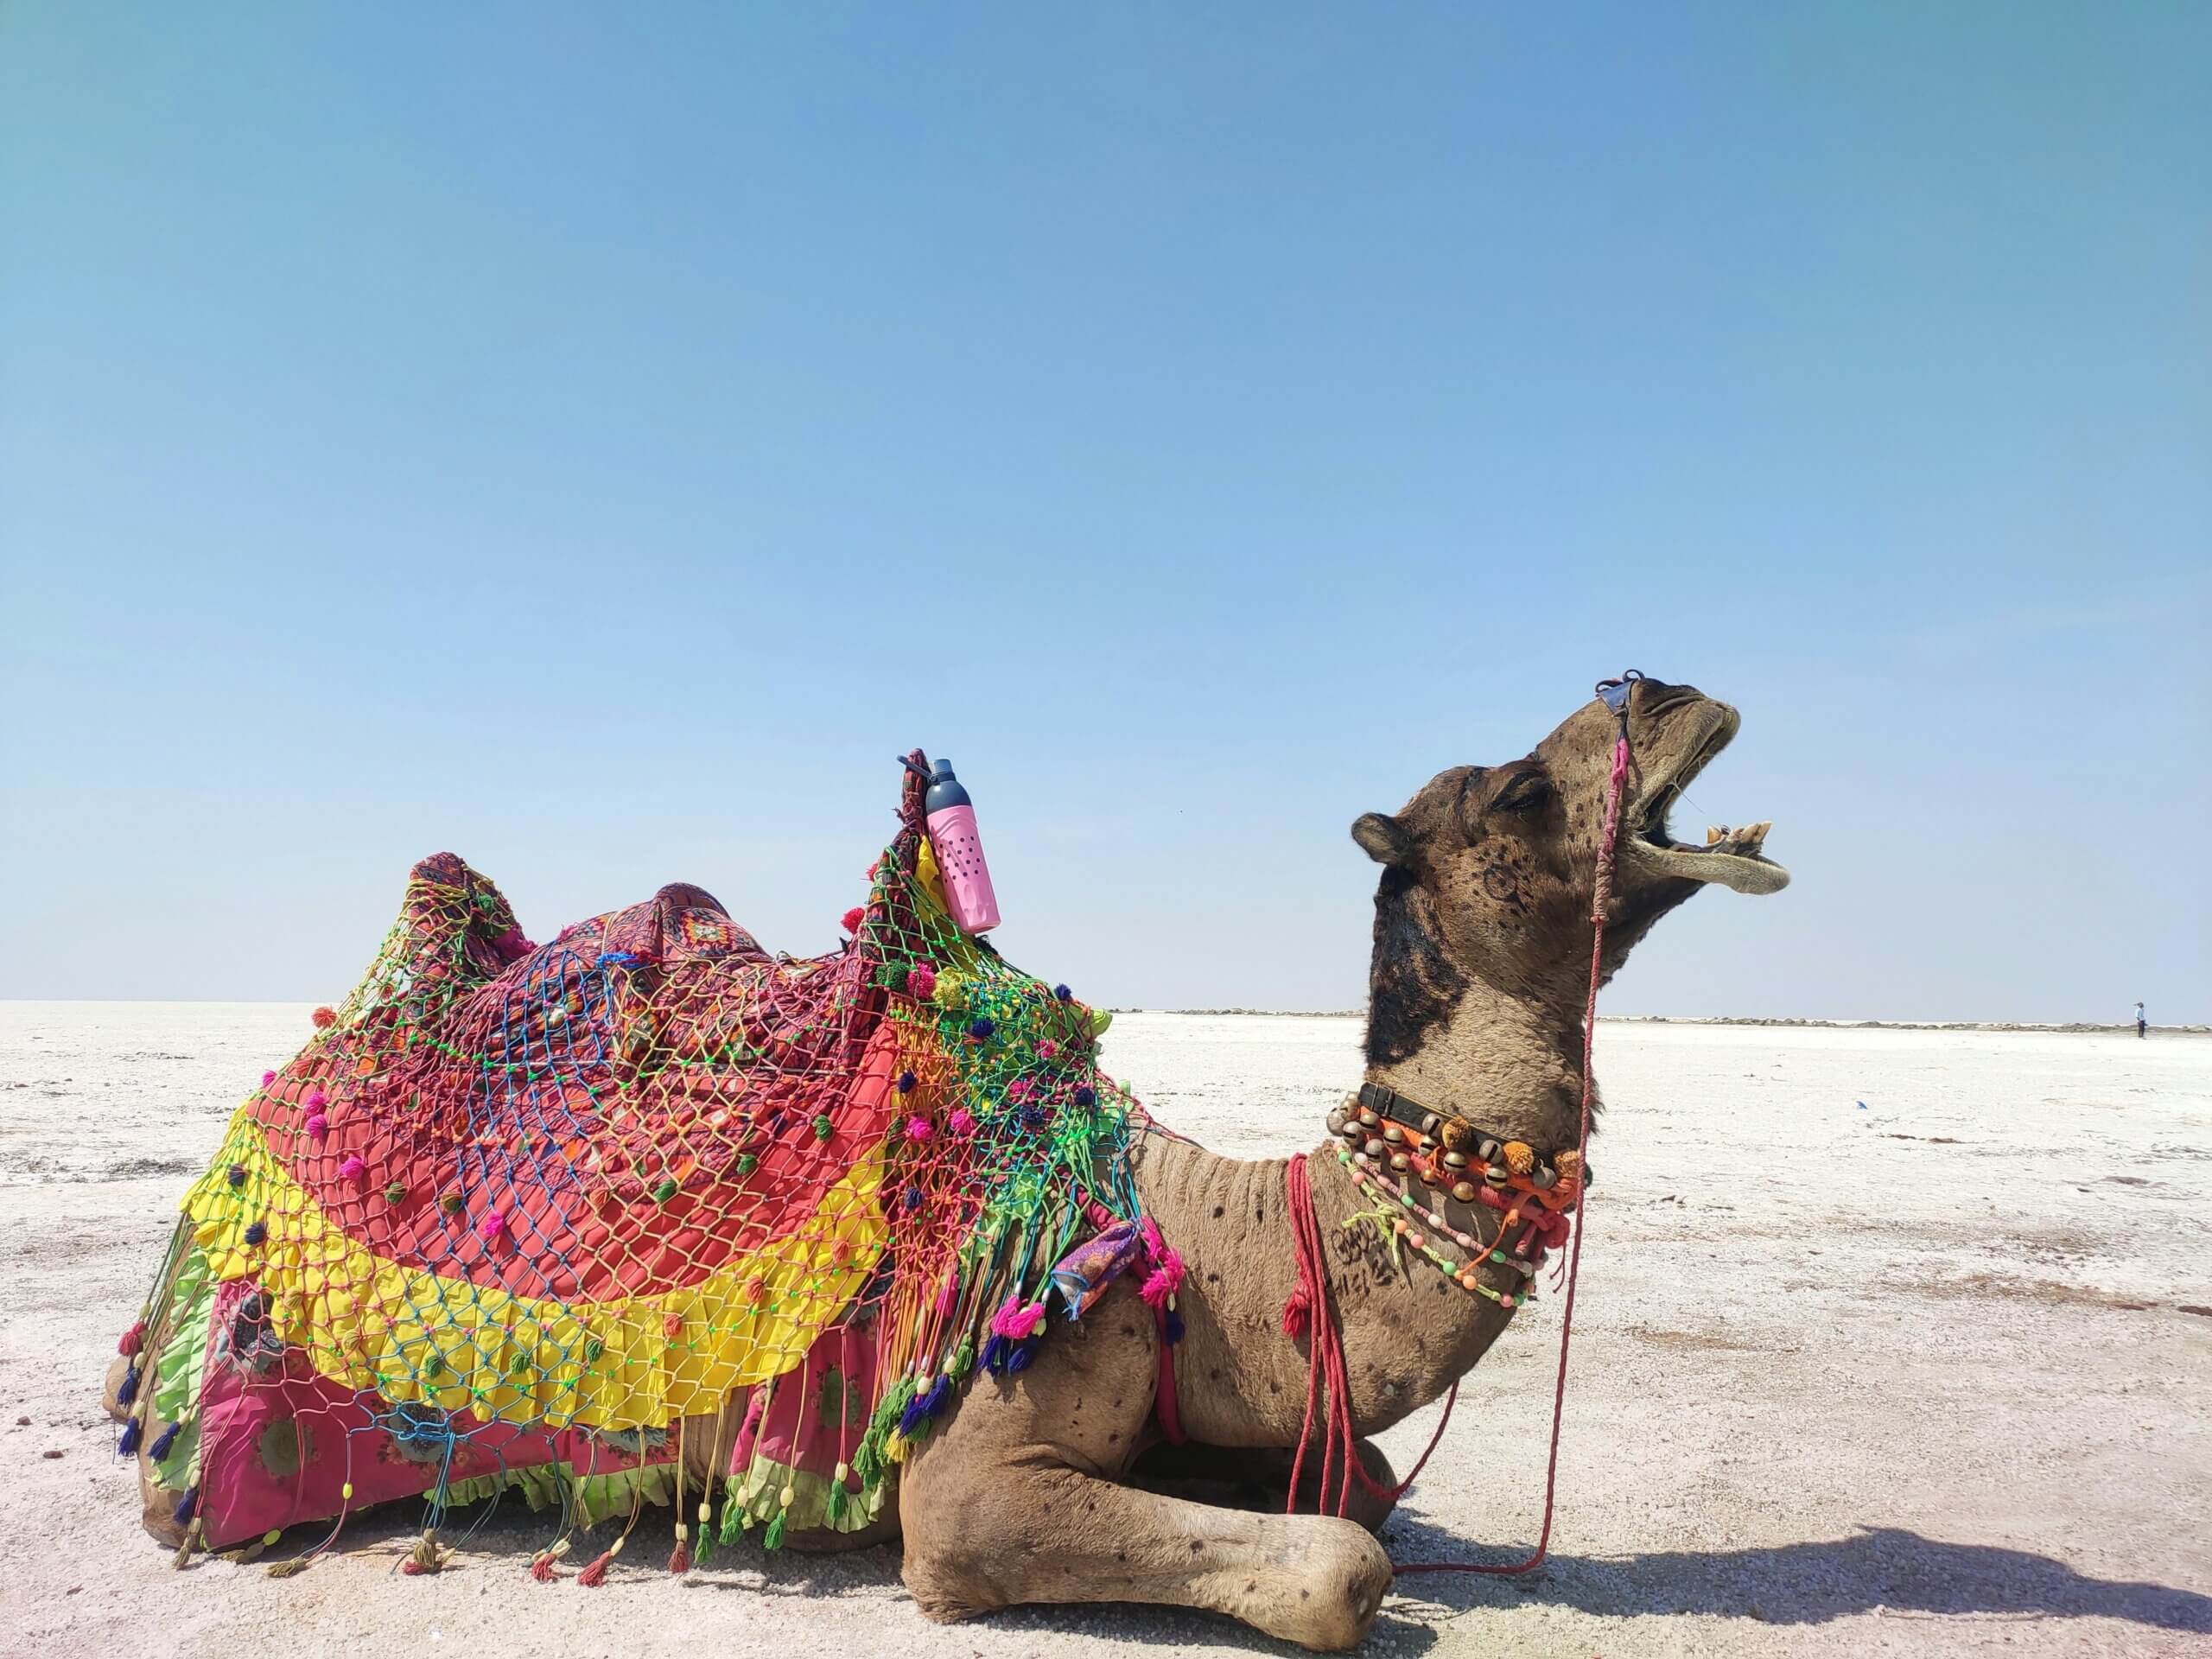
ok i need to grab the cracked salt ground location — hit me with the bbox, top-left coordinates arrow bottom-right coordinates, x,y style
3,1003 -> 2208,1657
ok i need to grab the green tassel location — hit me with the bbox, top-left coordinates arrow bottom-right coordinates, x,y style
948,1336 -> 976,1379
718,1497 -> 745,1547
762,1509 -> 786,1551
826,1481 -> 849,1525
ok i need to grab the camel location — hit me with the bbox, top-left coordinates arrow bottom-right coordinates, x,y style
105,673 -> 1784,1650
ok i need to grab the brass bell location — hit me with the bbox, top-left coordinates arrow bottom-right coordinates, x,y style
1365,1137 -> 1388,1159
1389,1151 -> 1410,1172
1483,1164 -> 1510,1188
1382,1122 -> 1404,1144
1357,1108 -> 1379,1128
1452,1180 -> 1478,1204
1530,1164 -> 1557,1190
1477,1137 -> 1501,1163
1441,1150 -> 1468,1169
1420,1113 -> 1440,1135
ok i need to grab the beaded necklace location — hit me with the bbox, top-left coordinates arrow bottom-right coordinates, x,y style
1323,1093 -> 1583,1310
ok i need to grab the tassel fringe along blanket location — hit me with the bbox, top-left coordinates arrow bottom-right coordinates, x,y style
113,753 -> 1171,1568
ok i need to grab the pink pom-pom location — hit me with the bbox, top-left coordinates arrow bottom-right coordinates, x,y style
260,1071 -> 276,1088
305,1115 -> 329,1141
841,906 -> 865,934
306,1090 -> 327,1110
338,1154 -> 366,1182
1038,1040 -> 1059,1061
906,1116 -> 935,1143
478,1210 -> 505,1243
990,1294 -> 1049,1340
947,1108 -> 975,1137
1006,1077 -> 1037,1105
311,1006 -> 335,1028
907,965 -> 937,1001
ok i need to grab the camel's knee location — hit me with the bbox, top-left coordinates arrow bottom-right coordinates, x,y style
896,1442 -> 1020,1622
1286,1518 -> 1394,1651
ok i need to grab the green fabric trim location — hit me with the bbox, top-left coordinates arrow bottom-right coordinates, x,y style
726,1448 -> 885,1535
435,1452 -> 884,1537
149,1245 -> 215,1493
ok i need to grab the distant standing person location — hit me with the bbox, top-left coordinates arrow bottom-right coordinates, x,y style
2134,1001 -> 2146,1039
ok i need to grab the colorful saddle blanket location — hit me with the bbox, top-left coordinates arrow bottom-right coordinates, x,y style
119,755 -> 1141,1553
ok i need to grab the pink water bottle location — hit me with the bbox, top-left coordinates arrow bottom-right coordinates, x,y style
924,759 -> 1001,935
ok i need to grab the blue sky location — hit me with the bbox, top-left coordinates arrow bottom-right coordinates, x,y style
3,4 -> 2205,1020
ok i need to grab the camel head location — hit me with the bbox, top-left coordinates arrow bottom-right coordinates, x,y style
1352,675 -> 1787,1062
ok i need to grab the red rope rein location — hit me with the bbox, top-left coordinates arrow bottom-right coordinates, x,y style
1288,724 -> 1634,1580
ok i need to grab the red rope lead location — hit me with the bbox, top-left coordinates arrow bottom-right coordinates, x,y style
1291,725 -> 1633,1578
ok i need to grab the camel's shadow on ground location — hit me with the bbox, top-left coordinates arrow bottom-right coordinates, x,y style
319,1500 -> 2210,1652
1370,1517 -> 2211,1648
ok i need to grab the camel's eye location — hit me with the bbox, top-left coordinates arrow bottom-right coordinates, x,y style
1494,772 -> 1551,816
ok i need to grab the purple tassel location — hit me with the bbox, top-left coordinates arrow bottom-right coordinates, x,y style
173,1486 -> 198,1527
118,1419 -> 142,1456
116,1364 -> 141,1408
898,1372 -> 953,1439
1165,1307 -> 1185,1344
1005,1338 -> 1039,1374
149,1421 -> 181,1461
980,1333 -> 1009,1374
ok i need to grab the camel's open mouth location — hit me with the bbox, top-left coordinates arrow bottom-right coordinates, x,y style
1622,705 -> 1790,896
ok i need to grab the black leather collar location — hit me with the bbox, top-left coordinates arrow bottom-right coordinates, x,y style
1355,1080 -> 1591,1188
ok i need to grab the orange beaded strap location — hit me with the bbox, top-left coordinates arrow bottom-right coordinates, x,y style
1324,1094 -> 1582,1309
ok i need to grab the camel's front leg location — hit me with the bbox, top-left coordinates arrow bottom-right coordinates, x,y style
896,1281 -> 1391,1650
901,1449 -> 1391,1651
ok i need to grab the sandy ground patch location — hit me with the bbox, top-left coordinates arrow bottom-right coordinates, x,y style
3,1005 -> 2207,1656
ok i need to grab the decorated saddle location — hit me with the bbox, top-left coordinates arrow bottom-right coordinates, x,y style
113,754 -> 1176,1568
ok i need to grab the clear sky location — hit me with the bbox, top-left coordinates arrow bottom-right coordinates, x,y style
2,5 -> 2205,1021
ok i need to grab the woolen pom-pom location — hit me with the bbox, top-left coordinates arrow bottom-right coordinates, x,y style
841,906 -> 865,934
906,1116 -> 935,1143
897,1071 -> 918,1094
948,1108 -> 975,1137
311,1006 -> 336,1028
907,965 -> 937,1001
338,1154 -> 366,1182
260,1070 -> 277,1087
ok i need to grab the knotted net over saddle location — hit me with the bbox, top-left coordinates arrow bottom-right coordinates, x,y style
117,754 -> 1145,1555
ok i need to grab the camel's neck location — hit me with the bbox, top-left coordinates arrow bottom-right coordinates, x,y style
1364,980 -> 1590,1154
1133,980 -> 1593,1450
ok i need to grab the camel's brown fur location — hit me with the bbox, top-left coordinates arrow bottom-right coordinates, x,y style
109,676 -> 1783,1648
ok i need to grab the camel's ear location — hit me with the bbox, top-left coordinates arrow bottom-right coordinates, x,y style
1351,812 -> 1411,867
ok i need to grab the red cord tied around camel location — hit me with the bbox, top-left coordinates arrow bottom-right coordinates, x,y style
1282,676 -> 1637,1577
